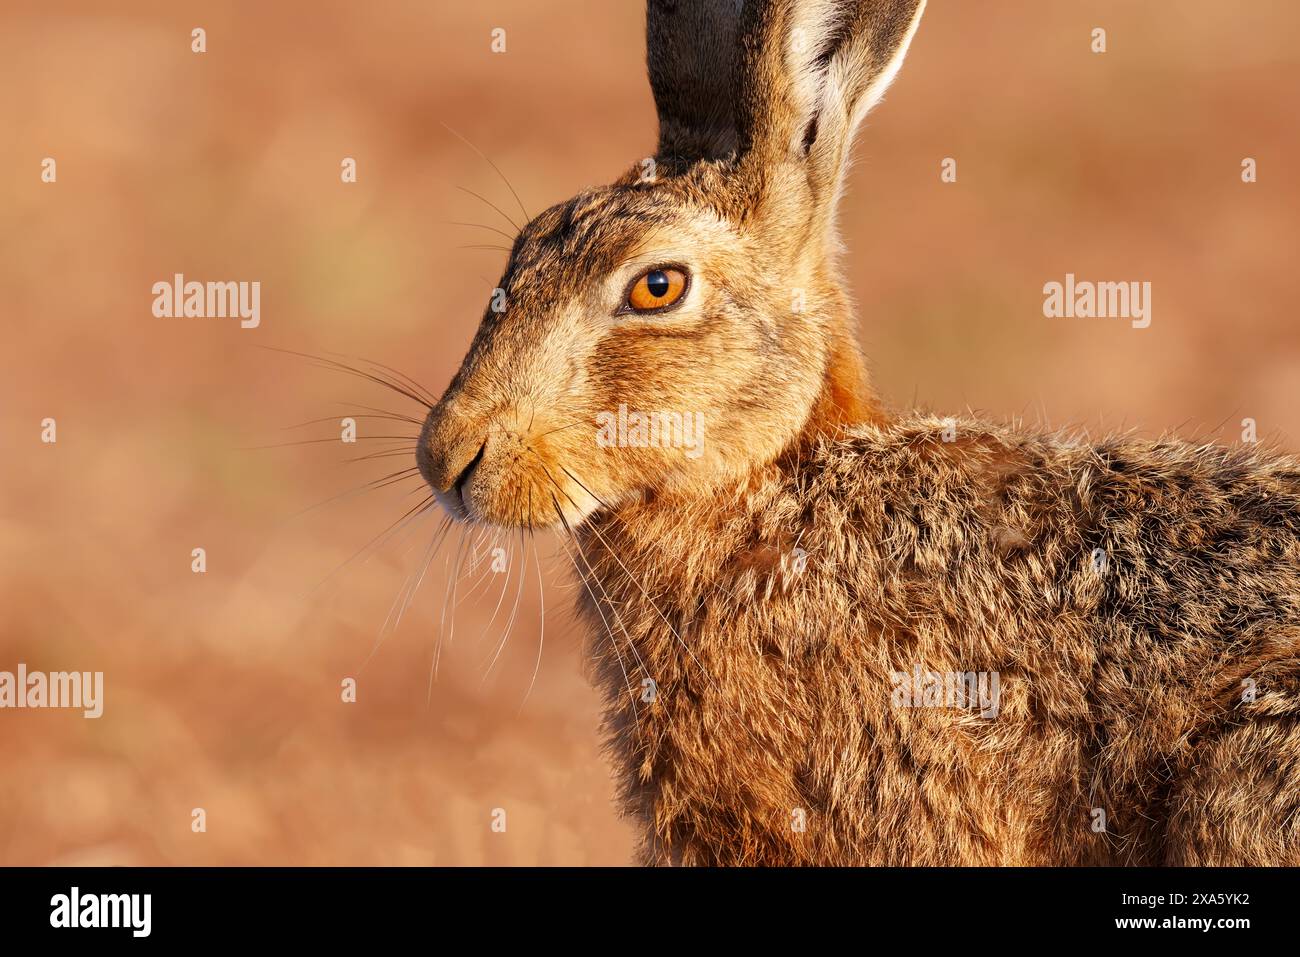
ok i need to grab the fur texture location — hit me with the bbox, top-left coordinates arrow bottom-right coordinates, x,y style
416,0 -> 1300,865
581,419 -> 1300,864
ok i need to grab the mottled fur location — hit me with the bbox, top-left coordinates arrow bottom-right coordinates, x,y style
583,420 -> 1300,864
417,0 -> 1300,865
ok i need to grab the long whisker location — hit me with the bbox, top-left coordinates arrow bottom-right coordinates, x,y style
396,516 -> 456,634
549,493 -> 644,729
324,349 -> 440,409
303,493 -> 436,598
558,464 -> 613,511
442,121 -> 531,223
430,524 -> 470,701
442,220 -> 518,244
483,526 -> 529,682
455,185 -> 520,234
519,537 -> 547,712
548,460 -> 710,665
476,537 -> 516,661
242,435 -> 420,451
536,421 -> 590,441
284,413 -> 423,430
258,345 -> 434,411
443,524 -> 472,647
361,512 -> 451,672
560,484 -> 697,664
547,483 -> 650,676
333,402 -> 427,427
283,467 -> 424,522
554,455 -> 751,607
343,447 -> 421,464
458,529 -> 505,608
354,361 -> 437,409
546,464 -> 786,757
458,523 -> 497,580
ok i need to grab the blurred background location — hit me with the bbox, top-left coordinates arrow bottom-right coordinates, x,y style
1,0 -> 1297,865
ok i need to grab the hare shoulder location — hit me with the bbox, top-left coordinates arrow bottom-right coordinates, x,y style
580,415 -> 1300,864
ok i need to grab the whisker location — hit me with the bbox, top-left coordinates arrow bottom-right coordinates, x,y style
476,536 -> 517,662
290,346 -> 441,409
343,448 -> 421,464
442,220 -> 518,244
442,121 -> 531,223
430,524 -> 471,701
548,492 -> 644,729
302,493 -> 436,599
553,454 -> 752,607
284,413 -> 423,430
258,345 -> 434,411
396,517 -> 454,635
283,467 -> 424,523
350,353 -> 441,409
483,526 -> 529,682
559,464 -> 613,511
455,185 -> 520,234
547,460 -> 704,662
333,402 -> 427,427
242,435 -> 420,451
536,421 -> 589,441
547,487 -> 649,677
458,532 -> 505,609
548,463 -> 785,757
518,537 -> 547,712
361,512 -> 450,672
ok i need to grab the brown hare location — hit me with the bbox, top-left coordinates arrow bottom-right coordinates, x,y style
416,0 -> 1300,865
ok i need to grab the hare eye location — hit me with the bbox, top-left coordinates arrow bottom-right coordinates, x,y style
626,267 -> 688,313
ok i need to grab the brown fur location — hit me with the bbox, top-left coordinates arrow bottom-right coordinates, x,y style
582,421 -> 1300,864
416,0 -> 1300,865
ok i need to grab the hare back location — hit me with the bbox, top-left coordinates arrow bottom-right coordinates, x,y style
581,414 -> 1300,865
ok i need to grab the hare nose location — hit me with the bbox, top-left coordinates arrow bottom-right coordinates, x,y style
417,402 -> 534,500
451,440 -> 487,500
416,412 -> 484,495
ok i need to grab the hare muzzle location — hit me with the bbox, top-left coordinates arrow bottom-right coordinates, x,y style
419,398 -> 598,529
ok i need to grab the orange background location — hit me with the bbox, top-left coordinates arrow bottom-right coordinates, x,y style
1,1 -> 1297,864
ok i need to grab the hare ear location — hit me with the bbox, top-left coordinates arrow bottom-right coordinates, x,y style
646,0 -> 745,165
736,0 -> 926,208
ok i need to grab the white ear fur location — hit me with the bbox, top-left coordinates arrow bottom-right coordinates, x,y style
648,0 -> 926,199
782,2 -> 847,156
810,0 -> 924,216
840,0 -> 926,134
773,0 -> 927,157
745,0 -> 923,234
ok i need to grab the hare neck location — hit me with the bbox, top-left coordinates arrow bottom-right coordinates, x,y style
799,307 -> 890,443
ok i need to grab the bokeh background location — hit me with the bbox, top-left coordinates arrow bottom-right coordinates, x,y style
1,0 -> 1297,865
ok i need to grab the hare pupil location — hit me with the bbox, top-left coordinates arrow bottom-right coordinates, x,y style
646,271 -> 670,298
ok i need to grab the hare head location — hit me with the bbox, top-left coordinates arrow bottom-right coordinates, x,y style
418,0 -> 926,528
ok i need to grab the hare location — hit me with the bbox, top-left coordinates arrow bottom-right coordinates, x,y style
416,0 -> 1300,865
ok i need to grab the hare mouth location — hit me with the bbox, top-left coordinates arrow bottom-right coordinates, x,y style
429,442 -> 484,523
452,441 -> 486,507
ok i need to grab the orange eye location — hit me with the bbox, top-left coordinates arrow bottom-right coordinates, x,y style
626,267 -> 688,313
